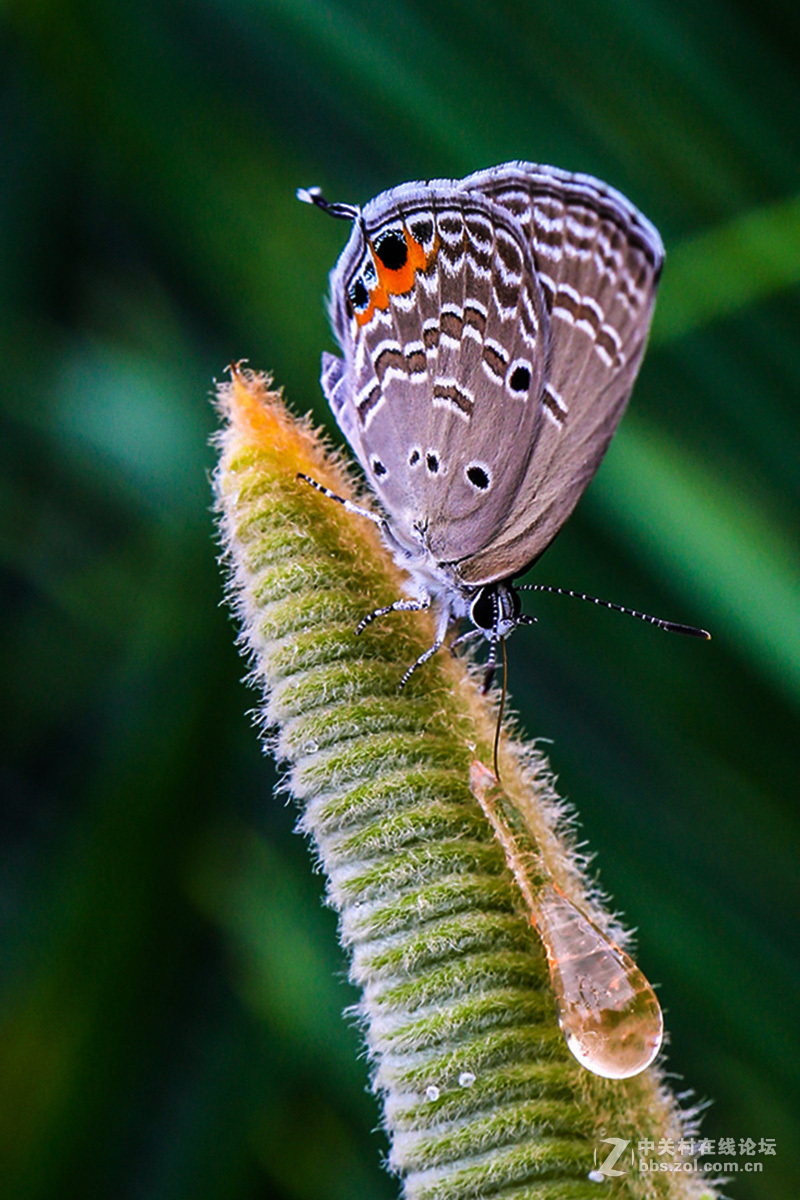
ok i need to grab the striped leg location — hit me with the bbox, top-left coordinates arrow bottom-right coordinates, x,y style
481,633 -> 500,694
479,591 -> 501,693
297,472 -> 417,565
297,473 -> 384,526
398,636 -> 445,690
398,605 -> 451,691
450,628 -> 483,653
355,596 -> 431,637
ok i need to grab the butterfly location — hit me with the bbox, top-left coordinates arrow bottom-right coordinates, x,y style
298,161 -> 708,692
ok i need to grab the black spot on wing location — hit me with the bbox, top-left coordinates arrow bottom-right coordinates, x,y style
509,364 -> 531,392
374,230 -> 408,270
466,464 -> 490,490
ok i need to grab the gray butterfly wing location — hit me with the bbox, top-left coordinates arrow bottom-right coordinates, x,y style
322,183 -> 551,565
454,161 -> 664,585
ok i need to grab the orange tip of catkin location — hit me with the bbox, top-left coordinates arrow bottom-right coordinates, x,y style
219,363 -> 334,484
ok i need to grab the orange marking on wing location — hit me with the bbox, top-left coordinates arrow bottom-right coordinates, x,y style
376,227 -> 427,295
355,227 -> 433,327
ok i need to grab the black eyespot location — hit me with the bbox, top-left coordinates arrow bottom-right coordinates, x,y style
371,458 -> 387,478
466,464 -> 490,490
350,277 -> 369,311
374,230 -> 408,271
408,449 -> 420,466
509,364 -> 531,392
426,452 -> 439,474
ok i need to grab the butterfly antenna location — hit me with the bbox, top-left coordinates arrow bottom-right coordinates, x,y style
517,584 -> 711,639
296,186 -> 361,224
481,592 -> 501,694
493,638 -> 508,783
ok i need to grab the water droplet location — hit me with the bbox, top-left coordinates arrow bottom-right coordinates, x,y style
458,1071 -> 476,1088
303,739 -> 319,754
469,760 -> 663,1080
536,882 -> 663,1080
425,1085 -> 440,1101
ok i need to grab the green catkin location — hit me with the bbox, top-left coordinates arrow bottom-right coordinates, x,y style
213,368 -> 716,1200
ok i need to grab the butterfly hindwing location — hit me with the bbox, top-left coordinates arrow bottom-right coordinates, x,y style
457,162 -> 664,583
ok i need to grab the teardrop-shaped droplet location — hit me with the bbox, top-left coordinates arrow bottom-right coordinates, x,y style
535,883 -> 663,1080
468,760 -> 663,1080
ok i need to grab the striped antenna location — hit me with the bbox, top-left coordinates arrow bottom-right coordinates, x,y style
517,584 -> 710,639
296,186 -> 360,223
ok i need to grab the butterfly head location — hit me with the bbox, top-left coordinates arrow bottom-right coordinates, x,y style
459,580 -> 539,695
469,582 -> 522,641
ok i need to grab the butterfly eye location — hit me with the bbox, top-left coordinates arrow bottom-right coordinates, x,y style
470,587 -> 495,631
374,230 -> 408,271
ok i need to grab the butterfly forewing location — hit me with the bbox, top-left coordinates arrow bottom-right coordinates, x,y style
324,184 -> 550,565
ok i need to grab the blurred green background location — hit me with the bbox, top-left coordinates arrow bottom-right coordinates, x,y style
1,1 -> 799,1198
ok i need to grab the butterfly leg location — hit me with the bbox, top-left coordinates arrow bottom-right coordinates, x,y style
481,633 -> 500,694
450,628 -> 483,653
355,596 -> 431,636
479,590 -> 506,693
398,605 -> 451,691
296,473 -> 384,526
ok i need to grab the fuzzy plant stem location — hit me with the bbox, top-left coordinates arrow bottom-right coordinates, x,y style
213,368 -> 715,1200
